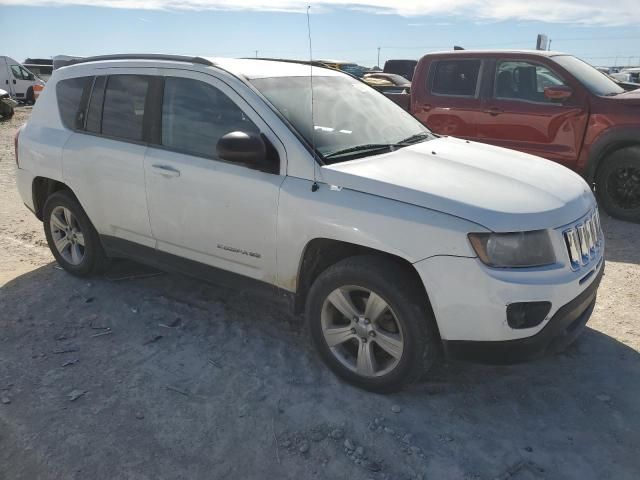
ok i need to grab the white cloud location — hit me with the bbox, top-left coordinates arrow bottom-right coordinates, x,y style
2,0 -> 639,26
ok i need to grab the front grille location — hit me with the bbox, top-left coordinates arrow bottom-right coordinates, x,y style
563,210 -> 603,270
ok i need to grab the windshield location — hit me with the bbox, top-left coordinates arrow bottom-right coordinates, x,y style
553,55 -> 624,96
250,75 -> 431,163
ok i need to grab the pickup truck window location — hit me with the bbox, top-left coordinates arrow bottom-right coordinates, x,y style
161,77 -> 259,160
495,61 -> 566,103
431,59 -> 481,97
250,75 -> 430,162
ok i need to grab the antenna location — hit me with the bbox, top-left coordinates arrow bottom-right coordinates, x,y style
307,5 -> 319,192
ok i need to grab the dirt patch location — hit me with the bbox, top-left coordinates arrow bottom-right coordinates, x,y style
1,107 -> 639,479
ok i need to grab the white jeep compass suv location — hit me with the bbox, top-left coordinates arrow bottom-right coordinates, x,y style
15,54 -> 604,392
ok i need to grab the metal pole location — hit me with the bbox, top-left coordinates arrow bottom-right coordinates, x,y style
377,47 -> 381,68
255,50 -> 258,58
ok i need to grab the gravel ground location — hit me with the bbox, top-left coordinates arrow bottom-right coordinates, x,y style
1,107 -> 639,480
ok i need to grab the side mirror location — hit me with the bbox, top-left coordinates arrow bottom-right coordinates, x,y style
544,85 -> 573,101
217,131 -> 266,167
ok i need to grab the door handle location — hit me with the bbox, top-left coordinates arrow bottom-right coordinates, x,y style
151,164 -> 181,178
422,104 -> 432,112
483,107 -> 503,116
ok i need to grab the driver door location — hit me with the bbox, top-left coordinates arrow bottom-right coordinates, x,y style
144,70 -> 285,284
476,58 -> 588,168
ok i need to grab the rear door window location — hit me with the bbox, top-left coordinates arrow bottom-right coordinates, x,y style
101,75 -> 150,142
56,76 -> 93,130
431,59 -> 481,97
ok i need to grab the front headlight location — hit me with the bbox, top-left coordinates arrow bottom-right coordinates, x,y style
468,231 -> 556,268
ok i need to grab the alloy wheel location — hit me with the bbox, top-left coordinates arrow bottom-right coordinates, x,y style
320,286 -> 404,377
49,206 -> 85,265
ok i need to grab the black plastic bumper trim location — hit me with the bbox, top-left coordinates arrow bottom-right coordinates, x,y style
442,261 -> 605,364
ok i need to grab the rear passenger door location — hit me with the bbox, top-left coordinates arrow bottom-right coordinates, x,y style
414,58 -> 484,139
61,71 -> 156,247
143,70 -> 285,284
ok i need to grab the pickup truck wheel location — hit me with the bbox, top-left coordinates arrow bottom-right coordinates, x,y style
306,255 -> 438,393
596,146 -> 640,222
43,191 -> 109,277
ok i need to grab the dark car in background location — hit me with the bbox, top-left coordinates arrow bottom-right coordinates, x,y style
383,59 -> 417,81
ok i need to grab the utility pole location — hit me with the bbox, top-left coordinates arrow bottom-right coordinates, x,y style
548,39 -> 552,51
255,50 -> 258,58
377,47 -> 381,68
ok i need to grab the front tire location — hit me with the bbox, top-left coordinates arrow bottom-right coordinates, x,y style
596,146 -> 640,223
43,190 -> 109,277
306,255 -> 439,393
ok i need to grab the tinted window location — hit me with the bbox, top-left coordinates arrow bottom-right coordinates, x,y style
85,76 -> 106,134
432,60 -> 481,96
495,61 -> 567,103
162,77 -> 259,159
102,75 -> 149,141
56,77 -> 92,130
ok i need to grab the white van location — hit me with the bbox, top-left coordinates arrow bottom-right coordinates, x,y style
0,56 -> 45,103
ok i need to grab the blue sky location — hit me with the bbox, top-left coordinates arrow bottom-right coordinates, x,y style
1,1 -> 639,68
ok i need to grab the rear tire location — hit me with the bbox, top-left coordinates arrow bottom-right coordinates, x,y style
596,146 -> 640,223
306,255 -> 439,393
43,190 -> 109,277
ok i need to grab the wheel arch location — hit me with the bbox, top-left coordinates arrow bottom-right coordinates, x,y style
32,177 -> 78,220
293,238 -> 440,339
586,127 -> 640,184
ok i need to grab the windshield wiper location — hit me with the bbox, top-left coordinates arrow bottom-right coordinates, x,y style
324,144 -> 397,159
397,132 -> 432,144
324,134 -> 433,160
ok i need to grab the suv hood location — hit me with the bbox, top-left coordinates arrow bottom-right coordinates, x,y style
321,136 -> 594,232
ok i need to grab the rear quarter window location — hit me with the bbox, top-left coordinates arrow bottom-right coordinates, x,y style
56,76 -> 93,130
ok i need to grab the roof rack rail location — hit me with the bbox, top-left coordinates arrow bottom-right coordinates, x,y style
65,54 -> 214,67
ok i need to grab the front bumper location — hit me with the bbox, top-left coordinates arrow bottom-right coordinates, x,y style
442,263 -> 603,363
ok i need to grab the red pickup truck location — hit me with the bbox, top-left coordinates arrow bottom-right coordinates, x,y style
401,50 -> 640,222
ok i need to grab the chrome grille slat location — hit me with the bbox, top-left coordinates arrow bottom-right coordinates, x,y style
562,209 -> 603,271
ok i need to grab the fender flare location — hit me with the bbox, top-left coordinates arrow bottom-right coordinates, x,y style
586,126 -> 640,183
